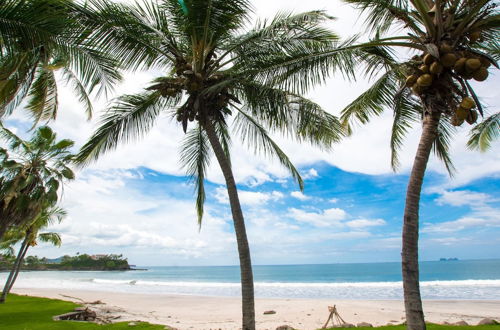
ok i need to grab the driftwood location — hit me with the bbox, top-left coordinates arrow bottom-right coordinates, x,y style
322,305 -> 347,329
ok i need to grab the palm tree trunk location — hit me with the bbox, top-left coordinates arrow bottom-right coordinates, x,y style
0,222 -> 8,242
8,240 -> 30,293
0,234 -> 29,303
402,111 -> 440,330
204,120 -> 255,330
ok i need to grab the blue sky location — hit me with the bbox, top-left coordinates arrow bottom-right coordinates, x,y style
3,0 -> 500,266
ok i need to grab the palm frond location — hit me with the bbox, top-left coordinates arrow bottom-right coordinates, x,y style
340,68 -> 403,134
467,112 -> 500,152
235,81 -> 343,148
180,124 -> 211,226
76,91 -> 178,166
390,88 -> 421,170
234,109 -> 304,190
433,118 -> 456,176
26,67 -> 58,124
37,232 -> 62,247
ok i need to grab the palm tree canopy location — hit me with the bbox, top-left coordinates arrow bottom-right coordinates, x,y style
1,206 -> 65,250
0,0 -> 122,122
340,0 -> 499,172
75,0 -> 389,224
0,124 -> 75,234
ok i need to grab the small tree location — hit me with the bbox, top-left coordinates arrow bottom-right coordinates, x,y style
0,206 -> 65,303
0,125 -> 75,241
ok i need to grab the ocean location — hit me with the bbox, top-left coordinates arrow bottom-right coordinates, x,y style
2,259 -> 500,300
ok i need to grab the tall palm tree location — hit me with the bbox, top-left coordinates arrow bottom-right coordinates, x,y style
0,0 -> 121,122
73,1 -> 376,328
339,1 -> 499,329
0,206 -> 64,303
0,124 -> 75,241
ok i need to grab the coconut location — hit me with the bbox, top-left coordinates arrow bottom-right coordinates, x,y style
479,57 -> 491,68
406,75 -> 418,87
419,64 -> 429,73
455,107 -> 468,120
430,62 -> 443,75
451,115 -> 464,127
465,58 -> 482,72
440,53 -> 457,67
453,58 -> 467,74
473,67 -> 489,82
440,44 -> 453,54
412,84 -> 423,95
417,74 -> 433,87
469,31 -> 481,43
466,110 -> 478,124
461,97 -> 476,109
462,71 -> 474,80
423,54 -> 435,65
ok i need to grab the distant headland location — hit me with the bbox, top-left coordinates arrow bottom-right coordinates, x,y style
0,253 -> 143,271
439,257 -> 459,261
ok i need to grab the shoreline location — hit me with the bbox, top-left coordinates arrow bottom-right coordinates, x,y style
12,288 -> 500,330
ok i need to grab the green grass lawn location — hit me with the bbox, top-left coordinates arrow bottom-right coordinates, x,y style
0,294 -> 167,330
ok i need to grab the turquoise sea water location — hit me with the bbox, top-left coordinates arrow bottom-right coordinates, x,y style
2,259 -> 500,299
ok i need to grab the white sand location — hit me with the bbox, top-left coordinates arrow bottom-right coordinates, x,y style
12,288 -> 500,330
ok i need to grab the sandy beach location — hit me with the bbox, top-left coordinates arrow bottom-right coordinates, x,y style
12,288 -> 500,330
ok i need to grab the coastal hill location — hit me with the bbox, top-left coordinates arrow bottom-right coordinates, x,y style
0,253 -> 131,271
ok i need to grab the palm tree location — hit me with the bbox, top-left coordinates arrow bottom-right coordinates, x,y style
339,1 -> 499,329
72,1 -> 376,328
0,206 -> 64,303
0,124 -> 75,241
0,0 -> 121,122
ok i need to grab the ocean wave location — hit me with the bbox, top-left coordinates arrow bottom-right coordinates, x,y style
3,273 -> 500,299
83,279 -> 500,288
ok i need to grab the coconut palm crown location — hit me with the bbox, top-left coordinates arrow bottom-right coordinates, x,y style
72,0 -> 389,328
0,0 -> 122,122
339,1 -> 499,329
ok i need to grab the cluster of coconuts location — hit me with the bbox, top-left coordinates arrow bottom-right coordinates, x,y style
405,42 -> 491,126
406,43 -> 490,94
451,96 -> 478,127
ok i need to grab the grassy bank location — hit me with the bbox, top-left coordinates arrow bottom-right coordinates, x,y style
0,294 -> 165,329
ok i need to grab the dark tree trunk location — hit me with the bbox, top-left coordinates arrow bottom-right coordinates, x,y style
402,112 -> 440,330
0,234 -> 29,303
204,120 -> 255,330
0,222 -> 8,242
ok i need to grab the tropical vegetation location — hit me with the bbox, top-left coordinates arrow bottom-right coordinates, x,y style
0,125 -> 75,241
0,0 -> 121,122
0,206 -> 65,303
339,1 -> 499,329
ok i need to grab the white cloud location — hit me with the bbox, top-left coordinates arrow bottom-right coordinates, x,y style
288,207 -> 347,227
435,190 -> 492,207
422,216 -> 493,233
290,191 -> 311,201
214,187 -> 283,206
303,168 -> 319,180
346,218 -> 386,228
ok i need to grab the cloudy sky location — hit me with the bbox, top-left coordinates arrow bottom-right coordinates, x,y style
4,0 -> 500,266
